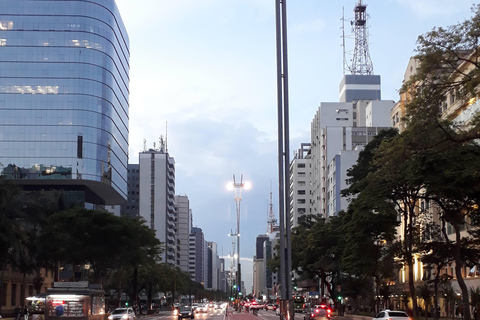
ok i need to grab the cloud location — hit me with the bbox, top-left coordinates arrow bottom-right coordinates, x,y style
397,0 -> 474,19
291,19 -> 326,34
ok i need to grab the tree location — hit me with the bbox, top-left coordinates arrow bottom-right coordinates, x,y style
417,281 -> 432,320
39,208 -> 162,287
291,214 -> 344,310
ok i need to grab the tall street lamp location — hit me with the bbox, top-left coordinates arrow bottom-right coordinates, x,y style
276,0 -> 293,319
227,174 -> 250,301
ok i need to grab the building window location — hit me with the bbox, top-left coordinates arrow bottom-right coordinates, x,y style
297,163 -> 306,168
297,190 -> 306,195
2,283 -> 6,306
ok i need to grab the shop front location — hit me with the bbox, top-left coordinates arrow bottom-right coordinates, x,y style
26,282 -> 106,320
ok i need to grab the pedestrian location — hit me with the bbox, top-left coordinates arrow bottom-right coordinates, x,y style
23,306 -> 29,320
15,305 -> 21,320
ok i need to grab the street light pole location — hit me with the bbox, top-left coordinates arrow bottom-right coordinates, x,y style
276,0 -> 293,319
232,174 -> 245,298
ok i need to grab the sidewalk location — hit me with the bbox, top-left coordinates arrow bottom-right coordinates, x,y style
227,309 -> 260,320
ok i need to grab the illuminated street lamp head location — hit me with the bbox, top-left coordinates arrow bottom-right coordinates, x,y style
230,174 -> 251,201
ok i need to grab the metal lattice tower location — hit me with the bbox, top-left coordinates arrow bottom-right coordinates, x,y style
349,0 -> 373,75
267,183 -> 277,233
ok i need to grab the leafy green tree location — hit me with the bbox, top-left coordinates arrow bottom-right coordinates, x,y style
291,214 -> 344,310
39,208 -> 162,287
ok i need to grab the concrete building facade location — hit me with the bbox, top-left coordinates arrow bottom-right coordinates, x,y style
175,195 -> 191,273
289,143 -> 312,228
138,141 -> 177,265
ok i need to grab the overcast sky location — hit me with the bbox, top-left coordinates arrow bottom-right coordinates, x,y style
114,0 -> 475,293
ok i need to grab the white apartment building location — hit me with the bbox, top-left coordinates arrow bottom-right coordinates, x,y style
176,195 -> 191,273
326,149 -> 360,216
139,140 -> 177,265
289,143 -> 311,228
310,75 -> 394,218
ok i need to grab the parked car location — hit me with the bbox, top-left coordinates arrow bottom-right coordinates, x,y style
304,305 -> 332,320
178,307 -> 195,320
108,308 -> 136,320
373,310 -> 412,320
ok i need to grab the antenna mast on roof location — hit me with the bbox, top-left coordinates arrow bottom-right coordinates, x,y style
165,121 -> 168,153
349,0 -> 374,75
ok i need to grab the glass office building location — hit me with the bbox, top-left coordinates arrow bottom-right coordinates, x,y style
0,0 -> 129,205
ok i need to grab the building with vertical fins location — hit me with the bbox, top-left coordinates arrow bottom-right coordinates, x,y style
121,164 -> 140,217
0,0 -> 129,207
139,139 -> 177,265
189,227 -> 205,284
176,195 -> 191,273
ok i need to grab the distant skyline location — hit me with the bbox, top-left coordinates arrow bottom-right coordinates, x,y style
114,0 -> 476,292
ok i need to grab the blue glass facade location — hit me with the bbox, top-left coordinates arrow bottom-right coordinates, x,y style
0,0 -> 129,204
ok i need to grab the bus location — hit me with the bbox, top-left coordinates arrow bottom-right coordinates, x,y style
293,295 -> 305,313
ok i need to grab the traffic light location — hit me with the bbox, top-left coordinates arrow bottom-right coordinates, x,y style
337,295 -> 342,301
233,285 -> 237,289
125,302 -> 129,306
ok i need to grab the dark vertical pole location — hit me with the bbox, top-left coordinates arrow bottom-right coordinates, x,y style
276,0 -> 292,319
281,0 -> 293,304
275,0 -> 286,304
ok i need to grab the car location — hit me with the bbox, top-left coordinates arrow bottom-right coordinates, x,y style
304,305 -> 332,320
196,304 -> 208,313
373,310 -> 412,320
178,307 -> 195,320
108,308 -> 136,320
265,304 -> 276,311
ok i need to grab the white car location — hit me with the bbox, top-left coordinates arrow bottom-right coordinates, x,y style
108,308 -> 136,320
196,304 -> 208,313
373,310 -> 412,320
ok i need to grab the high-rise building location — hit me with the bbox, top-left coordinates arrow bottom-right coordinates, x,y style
289,143 -> 311,228
0,0 -> 129,206
253,235 -> 268,298
206,241 -> 220,290
176,195 -> 191,273
121,164 -> 140,217
189,227 -> 205,284
308,1 -> 394,219
139,140 -> 177,265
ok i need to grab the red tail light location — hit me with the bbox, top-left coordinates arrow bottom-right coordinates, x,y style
315,309 -> 320,313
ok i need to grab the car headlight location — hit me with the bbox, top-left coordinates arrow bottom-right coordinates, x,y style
173,310 -> 178,316
108,316 -> 113,320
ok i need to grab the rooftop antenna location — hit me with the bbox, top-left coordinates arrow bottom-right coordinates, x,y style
341,6 -> 346,75
165,121 -> 168,153
349,0 -> 373,75
143,138 -> 146,152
